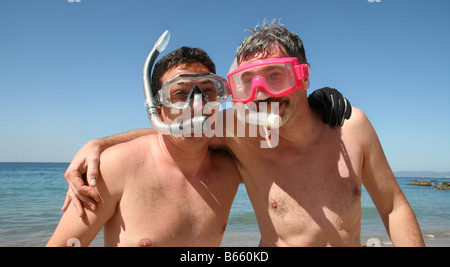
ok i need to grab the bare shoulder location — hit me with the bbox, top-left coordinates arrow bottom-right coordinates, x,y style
346,107 -> 370,125
99,135 -> 156,192
344,107 -> 375,132
343,106 -> 381,150
102,134 -> 155,166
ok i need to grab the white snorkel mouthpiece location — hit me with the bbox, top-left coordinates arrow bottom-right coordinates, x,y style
143,30 -> 209,135
245,112 -> 282,130
233,102 -> 282,130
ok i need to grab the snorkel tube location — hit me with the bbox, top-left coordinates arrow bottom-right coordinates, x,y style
143,30 -> 210,135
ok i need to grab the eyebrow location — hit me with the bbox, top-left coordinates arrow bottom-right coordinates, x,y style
262,65 -> 285,73
240,65 -> 284,79
175,80 -> 215,87
240,70 -> 254,80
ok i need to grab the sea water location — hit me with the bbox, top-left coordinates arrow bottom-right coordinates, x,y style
0,162 -> 448,247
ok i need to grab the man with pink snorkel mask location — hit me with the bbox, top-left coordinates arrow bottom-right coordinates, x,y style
221,22 -> 423,246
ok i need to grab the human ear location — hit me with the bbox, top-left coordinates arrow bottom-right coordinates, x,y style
302,78 -> 310,90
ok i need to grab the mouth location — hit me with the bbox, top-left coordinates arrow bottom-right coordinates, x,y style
252,97 -> 288,114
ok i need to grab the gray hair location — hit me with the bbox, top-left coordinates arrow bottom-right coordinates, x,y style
236,20 -> 308,65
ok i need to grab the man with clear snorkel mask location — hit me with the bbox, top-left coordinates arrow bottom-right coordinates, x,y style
47,47 -> 242,246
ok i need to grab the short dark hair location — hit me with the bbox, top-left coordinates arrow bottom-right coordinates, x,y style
236,21 -> 308,65
151,47 -> 216,95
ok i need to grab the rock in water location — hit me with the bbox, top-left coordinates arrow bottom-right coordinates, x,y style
408,180 -> 432,186
434,181 -> 450,190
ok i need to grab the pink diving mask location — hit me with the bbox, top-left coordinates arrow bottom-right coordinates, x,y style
227,57 -> 310,103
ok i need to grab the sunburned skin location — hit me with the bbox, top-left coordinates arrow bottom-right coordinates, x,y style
46,63 -> 242,247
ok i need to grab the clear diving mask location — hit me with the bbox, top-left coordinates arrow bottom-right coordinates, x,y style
142,31 -> 220,135
158,72 -> 229,109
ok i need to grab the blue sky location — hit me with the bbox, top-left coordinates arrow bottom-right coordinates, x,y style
0,0 -> 449,172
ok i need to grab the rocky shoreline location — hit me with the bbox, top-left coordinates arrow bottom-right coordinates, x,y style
408,180 -> 450,190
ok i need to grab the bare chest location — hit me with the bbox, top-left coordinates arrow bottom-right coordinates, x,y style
236,134 -> 363,245
106,168 -> 235,246
258,155 -> 362,220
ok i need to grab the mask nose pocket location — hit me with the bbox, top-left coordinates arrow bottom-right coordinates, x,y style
188,85 -> 206,101
251,76 -> 271,100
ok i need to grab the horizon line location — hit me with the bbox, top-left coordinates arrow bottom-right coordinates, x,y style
1,162 -> 449,175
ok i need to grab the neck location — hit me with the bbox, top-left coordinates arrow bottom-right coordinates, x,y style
278,94 -> 326,146
157,134 -> 211,177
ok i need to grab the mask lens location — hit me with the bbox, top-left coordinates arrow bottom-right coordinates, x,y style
168,82 -> 191,105
161,73 -> 229,109
228,59 -> 301,103
264,63 -> 296,92
196,79 -> 219,102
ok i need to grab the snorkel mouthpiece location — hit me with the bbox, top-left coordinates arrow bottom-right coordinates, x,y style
243,111 -> 282,130
233,102 -> 282,130
143,30 -> 209,135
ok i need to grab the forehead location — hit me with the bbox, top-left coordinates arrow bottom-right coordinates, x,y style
161,63 -> 210,84
239,44 -> 290,67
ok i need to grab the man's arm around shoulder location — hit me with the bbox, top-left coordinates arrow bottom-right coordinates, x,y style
47,146 -> 126,247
